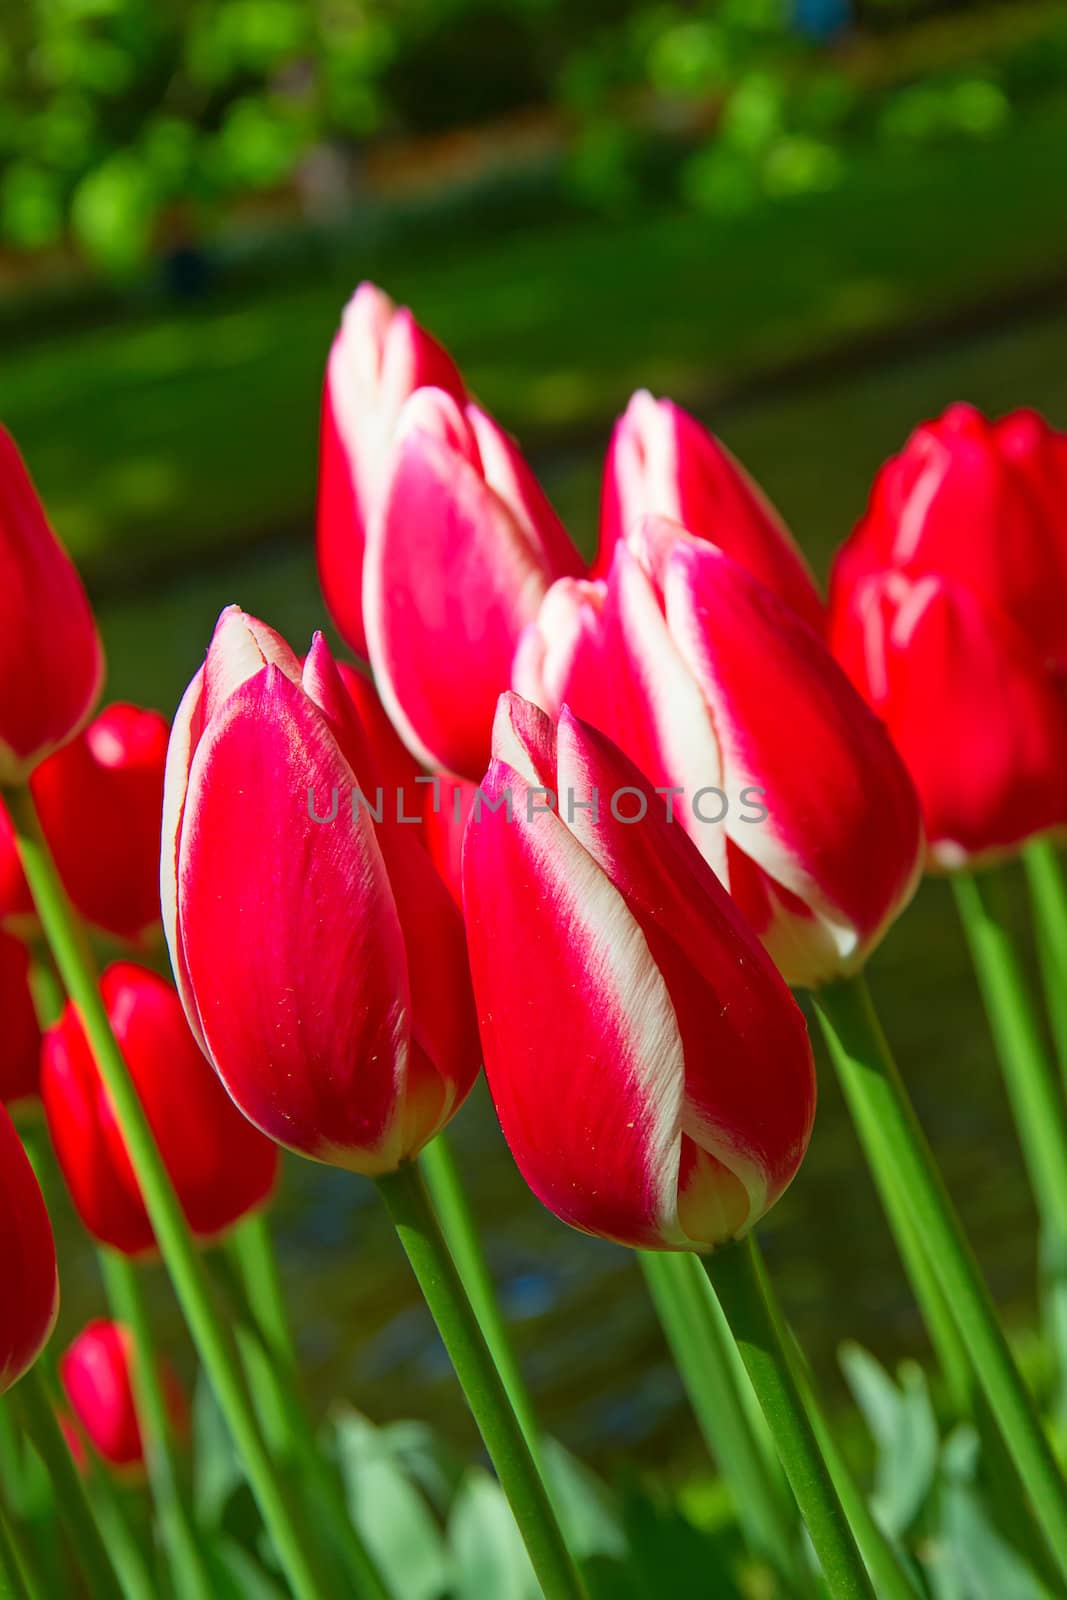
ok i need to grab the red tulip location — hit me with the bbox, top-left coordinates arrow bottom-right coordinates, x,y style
318,282 -> 467,658
41,962 -> 279,1257
162,608 -> 480,1173
365,388 -> 582,780
597,391 -> 824,632
0,427 -> 103,784
515,515 -> 922,987
31,703 -> 169,942
0,1102 -> 58,1393
830,404 -> 1067,867
335,660 -> 424,823
463,694 -> 816,1250
60,1320 -> 187,1473
0,800 -> 33,934
0,933 -> 41,1110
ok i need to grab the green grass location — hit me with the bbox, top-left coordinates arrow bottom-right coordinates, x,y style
4,96 -> 1067,586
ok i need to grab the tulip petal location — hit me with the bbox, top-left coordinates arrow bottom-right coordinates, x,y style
465,707 -> 686,1247
177,666 -> 413,1171
664,537 -> 921,971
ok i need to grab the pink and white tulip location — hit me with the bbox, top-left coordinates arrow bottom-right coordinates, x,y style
597,391 -> 823,631
162,608 -> 480,1174
515,515 -> 922,987
0,427 -> 103,784
317,282 -> 467,658
365,388 -> 582,780
463,694 -> 816,1251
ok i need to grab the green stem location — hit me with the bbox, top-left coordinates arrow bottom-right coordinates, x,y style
99,1252 -> 214,1600
639,1251 -> 808,1591
7,785 -> 331,1600
376,1163 -> 586,1600
705,1237 -> 874,1600
1023,839 -> 1067,1092
785,1333 -> 920,1600
815,974 -> 1067,1585
952,871 -> 1067,1237
81,1472 -> 157,1600
224,1222 -> 393,1600
13,1366 -> 124,1600
420,1134 -> 542,1462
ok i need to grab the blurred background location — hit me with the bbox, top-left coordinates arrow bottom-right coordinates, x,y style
4,0 -> 1067,1487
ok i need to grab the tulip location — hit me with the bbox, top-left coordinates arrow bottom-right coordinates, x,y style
60,1320 -> 187,1473
365,387 -> 583,780
597,390 -> 824,632
514,514 -> 922,988
830,404 -> 1067,866
41,962 -> 279,1257
0,426 -> 103,784
318,282 -> 468,658
162,608 -> 480,1173
0,1101 -> 58,1393
31,703 -> 170,942
462,694 -> 816,1249
0,799 -> 33,933
335,659 -> 424,823
0,932 -> 41,1109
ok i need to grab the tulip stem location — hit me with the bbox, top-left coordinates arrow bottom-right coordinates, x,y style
13,1365 -> 124,1600
639,1251 -> 809,1591
99,1252 -> 214,1600
224,1219 -> 394,1600
420,1134 -> 543,1462
705,1237 -> 874,1599
7,785 -> 332,1600
814,973 -> 1067,1586
376,1161 -> 587,1600
1023,839 -> 1067,1095
952,869 -> 1067,1239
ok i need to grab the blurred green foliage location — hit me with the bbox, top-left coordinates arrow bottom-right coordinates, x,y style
1,0 -> 1065,273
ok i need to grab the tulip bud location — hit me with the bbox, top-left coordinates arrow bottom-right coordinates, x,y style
422,776 -> 478,908
31,703 -> 169,943
0,933 -> 41,1110
335,660 -> 424,824
516,515 -> 922,987
0,427 -> 103,784
42,962 -> 279,1257
463,695 -> 816,1250
0,1102 -> 58,1393
365,388 -> 582,780
162,608 -> 480,1173
597,391 -> 823,631
830,404 -> 1067,867
60,1320 -> 187,1474
318,283 -> 467,658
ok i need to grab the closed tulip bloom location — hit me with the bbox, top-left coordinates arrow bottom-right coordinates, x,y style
422,776 -> 478,908
515,515 -> 922,988
830,404 -> 1067,866
597,391 -> 823,632
335,660 -> 424,823
41,962 -> 279,1257
365,387 -> 583,780
0,427 -> 103,784
0,801 -> 33,934
162,608 -> 480,1173
0,1102 -> 58,1393
463,695 -> 816,1250
318,283 -> 467,658
60,1320 -> 187,1473
0,933 -> 41,1110
31,703 -> 169,942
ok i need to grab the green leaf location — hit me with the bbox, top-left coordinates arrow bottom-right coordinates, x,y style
928,1426 -> 1051,1600
542,1438 -> 626,1562
840,1342 -> 939,1537
333,1412 -> 450,1600
377,1419 -> 466,1515
448,1468 -> 541,1600
192,1369 -> 245,1528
